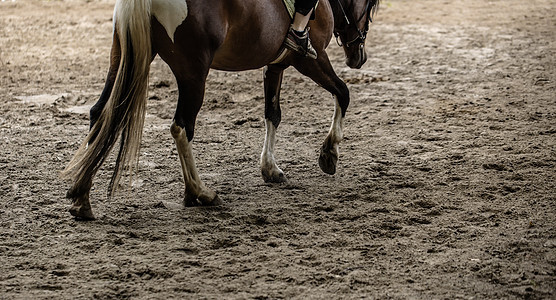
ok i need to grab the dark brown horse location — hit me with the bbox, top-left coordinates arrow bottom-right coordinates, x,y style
62,0 -> 380,219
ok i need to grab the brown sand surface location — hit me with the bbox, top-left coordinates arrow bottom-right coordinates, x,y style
1,0 -> 555,298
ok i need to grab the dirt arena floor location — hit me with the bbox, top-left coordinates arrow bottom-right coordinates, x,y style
1,0 -> 555,298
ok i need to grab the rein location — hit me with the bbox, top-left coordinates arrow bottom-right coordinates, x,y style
333,0 -> 374,48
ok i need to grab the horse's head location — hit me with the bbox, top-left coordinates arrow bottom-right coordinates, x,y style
331,0 -> 379,69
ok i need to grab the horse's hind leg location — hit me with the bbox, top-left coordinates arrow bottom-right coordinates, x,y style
171,122 -> 221,206
90,32 -> 121,130
292,53 -> 350,175
170,75 -> 221,207
66,178 -> 94,220
261,65 -> 288,183
66,73 -> 116,220
65,33 -> 123,220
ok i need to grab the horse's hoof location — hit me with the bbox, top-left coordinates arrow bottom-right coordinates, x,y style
201,194 -> 222,206
185,189 -> 222,207
262,170 -> 287,183
319,149 -> 338,175
69,203 -> 95,220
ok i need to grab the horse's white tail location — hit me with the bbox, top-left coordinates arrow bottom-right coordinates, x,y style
62,0 -> 152,195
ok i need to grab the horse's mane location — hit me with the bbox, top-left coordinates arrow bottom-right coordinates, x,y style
370,0 -> 380,19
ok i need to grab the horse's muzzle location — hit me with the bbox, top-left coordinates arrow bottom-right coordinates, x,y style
346,45 -> 367,69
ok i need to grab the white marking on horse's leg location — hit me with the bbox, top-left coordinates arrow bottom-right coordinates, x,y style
171,123 -> 201,194
327,96 -> 344,148
261,119 -> 286,182
152,0 -> 188,43
170,122 -> 219,205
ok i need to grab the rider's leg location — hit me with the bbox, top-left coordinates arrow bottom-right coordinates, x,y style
284,0 -> 318,59
292,11 -> 312,32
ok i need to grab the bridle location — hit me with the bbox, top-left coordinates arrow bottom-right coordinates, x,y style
333,0 -> 375,48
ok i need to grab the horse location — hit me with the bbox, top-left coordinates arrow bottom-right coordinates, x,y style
62,0 -> 380,220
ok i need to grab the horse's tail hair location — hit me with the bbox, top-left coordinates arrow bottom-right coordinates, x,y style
62,0 -> 152,196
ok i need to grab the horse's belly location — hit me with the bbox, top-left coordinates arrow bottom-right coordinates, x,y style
211,48 -> 281,72
210,30 -> 288,71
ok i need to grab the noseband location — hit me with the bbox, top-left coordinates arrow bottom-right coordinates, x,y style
333,0 -> 374,48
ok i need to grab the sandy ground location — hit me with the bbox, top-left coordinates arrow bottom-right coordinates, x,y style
1,0 -> 555,298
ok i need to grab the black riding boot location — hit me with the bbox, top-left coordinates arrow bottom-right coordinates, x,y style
284,26 -> 317,59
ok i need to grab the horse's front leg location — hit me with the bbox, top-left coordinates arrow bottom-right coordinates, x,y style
319,96 -> 345,174
292,53 -> 350,175
261,65 -> 288,183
